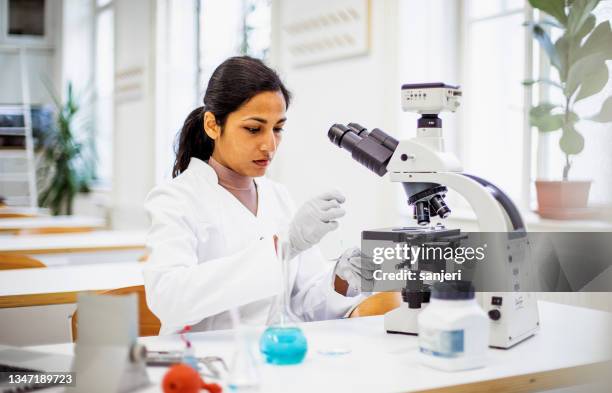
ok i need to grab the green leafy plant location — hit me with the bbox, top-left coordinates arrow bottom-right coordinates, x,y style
525,0 -> 612,180
239,0 -> 270,59
37,81 -> 96,215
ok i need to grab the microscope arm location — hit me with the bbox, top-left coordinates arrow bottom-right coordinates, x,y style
462,174 -> 525,231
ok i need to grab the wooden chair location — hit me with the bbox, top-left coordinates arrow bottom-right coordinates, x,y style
0,212 -> 35,219
137,250 -> 150,263
70,285 -> 160,341
0,254 -> 46,270
349,292 -> 402,318
16,227 -> 95,236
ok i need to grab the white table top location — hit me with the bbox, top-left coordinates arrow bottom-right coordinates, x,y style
31,301 -> 612,393
0,230 -> 146,254
0,206 -> 43,216
0,261 -> 144,296
0,215 -> 106,231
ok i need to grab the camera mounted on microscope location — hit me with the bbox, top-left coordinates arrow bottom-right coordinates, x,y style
402,82 -> 462,131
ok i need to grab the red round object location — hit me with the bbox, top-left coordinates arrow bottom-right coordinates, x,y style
202,382 -> 223,393
162,364 -> 201,393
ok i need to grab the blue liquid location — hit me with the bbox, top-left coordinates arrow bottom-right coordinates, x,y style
259,326 -> 307,365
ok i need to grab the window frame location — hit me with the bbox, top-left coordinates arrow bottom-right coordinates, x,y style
458,0 -> 535,211
91,0 -> 114,189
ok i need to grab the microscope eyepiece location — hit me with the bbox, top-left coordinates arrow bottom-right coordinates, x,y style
328,124 -> 350,147
369,128 -> 399,152
347,123 -> 369,137
327,122 -> 399,177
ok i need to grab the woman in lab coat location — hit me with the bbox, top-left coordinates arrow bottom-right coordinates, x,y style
144,56 -> 368,335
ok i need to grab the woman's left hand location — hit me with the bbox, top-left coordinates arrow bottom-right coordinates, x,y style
333,247 -> 376,297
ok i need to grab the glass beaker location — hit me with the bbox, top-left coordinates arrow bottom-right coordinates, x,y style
259,239 -> 308,365
227,308 -> 261,391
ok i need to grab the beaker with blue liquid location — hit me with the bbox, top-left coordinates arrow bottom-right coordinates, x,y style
259,239 -> 308,365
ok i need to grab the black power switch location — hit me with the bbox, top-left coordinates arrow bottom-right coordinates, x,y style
491,296 -> 503,306
488,309 -> 501,321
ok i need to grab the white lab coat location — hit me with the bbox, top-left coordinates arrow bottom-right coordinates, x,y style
143,157 -> 361,335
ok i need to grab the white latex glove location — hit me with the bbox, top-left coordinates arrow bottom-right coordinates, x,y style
288,190 -> 346,258
334,247 -> 376,297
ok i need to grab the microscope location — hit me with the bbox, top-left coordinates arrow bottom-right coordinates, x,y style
328,83 -> 540,349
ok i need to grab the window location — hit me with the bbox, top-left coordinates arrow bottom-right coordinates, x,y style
94,0 -> 114,187
154,0 -> 199,181
197,0 -> 271,96
461,0 -> 531,208
240,0 -> 272,59
463,0 -> 612,209
534,2 -> 612,206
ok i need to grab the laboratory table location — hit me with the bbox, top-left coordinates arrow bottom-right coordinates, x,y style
0,215 -> 106,234
0,261 -> 145,345
31,301 -> 612,392
0,261 -> 145,308
0,230 -> 144,254
0,206 -> 41,218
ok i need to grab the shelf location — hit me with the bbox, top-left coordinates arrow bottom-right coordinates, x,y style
0,150 -> 27,158
2,196 -> 32,206
0,173 -> 29,181
0,105 -> 26,112
0,127 -> 26,136
0,45 -> 55,53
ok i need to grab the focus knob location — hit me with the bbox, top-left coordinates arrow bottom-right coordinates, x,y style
488,309 -> 501,321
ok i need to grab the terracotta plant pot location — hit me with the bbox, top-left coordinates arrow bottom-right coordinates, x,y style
535,180 -> 593,219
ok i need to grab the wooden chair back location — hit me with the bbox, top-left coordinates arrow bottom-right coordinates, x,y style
0,212 -> 35,219
16,227 -> 95,236
0,254 -> 46,270
349,292 -> 402,318
70,285 -> 160,341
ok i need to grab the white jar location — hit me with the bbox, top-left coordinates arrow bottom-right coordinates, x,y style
417,281 -> 489,371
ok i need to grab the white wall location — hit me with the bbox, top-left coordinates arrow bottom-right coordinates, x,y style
269,0 -> 402,257
111,0 -> 156,229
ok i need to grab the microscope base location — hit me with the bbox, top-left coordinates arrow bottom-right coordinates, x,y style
383,295 -> 540,349
479,292 -> 540,349
384,303 -> 428,335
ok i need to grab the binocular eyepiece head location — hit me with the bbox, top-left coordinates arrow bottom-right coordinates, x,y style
328,123 -> 398,177
328,122 -> 452,226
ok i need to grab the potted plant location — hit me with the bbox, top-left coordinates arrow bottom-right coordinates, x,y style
37,81 -> 96,215
525,0 -> 612,219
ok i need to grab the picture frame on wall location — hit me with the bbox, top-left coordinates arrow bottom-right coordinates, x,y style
0,0 -> 55,47
282,0 -> 371,68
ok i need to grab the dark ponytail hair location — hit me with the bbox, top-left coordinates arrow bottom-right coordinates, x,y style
173,56 -> 292,177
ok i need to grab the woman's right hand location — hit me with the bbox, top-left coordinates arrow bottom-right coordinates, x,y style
288,190 -> 346,258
